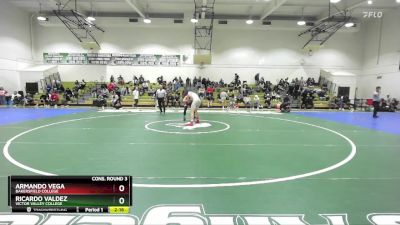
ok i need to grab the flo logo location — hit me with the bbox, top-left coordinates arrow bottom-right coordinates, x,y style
363,11 -> 383,18
0,205 -> 399,224
165,122 -> 212,130
145,120 -> 230,134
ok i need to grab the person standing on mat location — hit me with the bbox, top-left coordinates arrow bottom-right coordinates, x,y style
156,86 -> 166,114
183,94 -> 191,121
183,91 -> 201,126
372,86 -> 381,118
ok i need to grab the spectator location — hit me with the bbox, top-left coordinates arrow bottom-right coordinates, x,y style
0,87 -> 6,105
132,87 -> 139,108
253,95 -> 260,110
198,87 -> 205,98
80,79 -> 86,90
133,76 -> 139,86
186,77 -> 191,87
39,93 -> 49,108
255,73 -> 260,84
280,95 -> 291,113
174,92 -> 181,107
338,96 -> 344,111
220,91 -> 228,109
24,93 -> 35,106
139,75 -> 145,84
5,91 -> 12,107
219,79 -> 225,87
265,93 -> 272,109
166,92 -> 174,107
118,75 -> 125,85
59,84 -> 65,93
107,82 -> 116,93
64,88 -> 73,102
112,91 -> 122,109
157,76 -> 164,85
372,86 -> 381,118
206,86 -> 214,108
243,96 -> 251,110
49,91 -> 59,108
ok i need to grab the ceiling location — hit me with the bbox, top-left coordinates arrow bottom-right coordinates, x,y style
8,0 -> 400,21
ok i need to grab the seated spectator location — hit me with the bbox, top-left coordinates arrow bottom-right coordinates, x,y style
118,75 -> 125,85
12,91 -> 23,106
174,92 -> 181,107
220,91 -> 228,109
302,93 -> 314,109
280,95 -> 291,113
178,77 -> 184,86
389,98 -> 398,111
46,84 -> 52,94
49,91 -> 60,107
253,95 -> 260,110
260,77 -> 265,86
133,76 -> 139,85
142,80 -> 149,93
186,77 -> 191,87
219,79 -> 225,87
107,82 -> 117,93
139,75 -> 145,84
198,87 -> 205,98
112,91 -> 122,109
59,84 -> 65,93
24,93 -> 35,106
166,92 -> 174,107
157,76 -> 164,85
94,95 -> 107,109
65,88 -> 73,102
243,96 -> 251,109
80,79 -> 86,90
234,73 -> 240,86
237,93 -> 244,103
338,96 -> 344,111
264,93 -> 272,109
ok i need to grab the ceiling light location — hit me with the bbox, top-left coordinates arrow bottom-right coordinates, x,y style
397,0 -> 400,3
297,20 -> 306,26
330,0 -> 341,3
367,0 -> 373,4
87,16 -> 96,21
37,16 -> 47,21
246,19 -> 254,25
190,18 -> 198,23
143,18 -> 151,24
345,22 -> 355,27
37,3 -> 47,21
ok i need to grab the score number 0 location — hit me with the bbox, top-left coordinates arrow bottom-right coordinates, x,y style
118,185 -> 126,205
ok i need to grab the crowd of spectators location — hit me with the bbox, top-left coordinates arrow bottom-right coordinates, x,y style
1,73 -> 399,112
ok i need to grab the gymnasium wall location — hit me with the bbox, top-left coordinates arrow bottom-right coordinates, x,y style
0,0 -> 32,92
33,19 -> 364,87
358,9 -> 400,99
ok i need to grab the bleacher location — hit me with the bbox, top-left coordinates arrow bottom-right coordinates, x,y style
31,80 -> 332,109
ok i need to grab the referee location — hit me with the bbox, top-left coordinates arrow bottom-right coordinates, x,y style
155,86 -> 166,114
372,86 -> 381,118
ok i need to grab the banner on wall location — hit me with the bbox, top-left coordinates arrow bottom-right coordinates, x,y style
43,53 -> 181,66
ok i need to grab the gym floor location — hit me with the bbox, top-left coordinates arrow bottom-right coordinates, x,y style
0,108 -> 399,224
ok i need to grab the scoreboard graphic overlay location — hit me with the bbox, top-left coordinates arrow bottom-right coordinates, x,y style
8,176 -> 132,214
